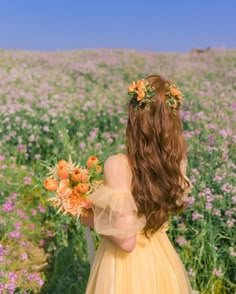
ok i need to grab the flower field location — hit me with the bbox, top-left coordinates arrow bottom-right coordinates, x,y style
0,48 -> 235,293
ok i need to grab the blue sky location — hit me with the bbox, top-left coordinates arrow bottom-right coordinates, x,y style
0,0 -> 235,52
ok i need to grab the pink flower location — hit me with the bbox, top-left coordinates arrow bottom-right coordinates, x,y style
31,209 -> 37,216
39,239 -> 45,247
186,196 -> 195,205
226,219 -> 235,228
2,199 -> 15,212
225,210 -> 233,216
176,236 -> 188,246
24,177 -> 32,185
213,175 -> 223,182
205,203 -> 212,210
213,209 -> 221,216
17,145 -> 27,152
213,268 -> 222,277
188,268 -> 195,277
192,212 -> 204,221
28,224 -> 35,230
232,196 -> 236,204
20,253 -> 28,260
38,205 -> 46,213
10,193 -> 17,199
34,154 -> 41,160
9,231 -> 22,238
79,142 -> 86,149
17,209 -> 27,219
13,222 -> 22,230
43,126 -> 49,132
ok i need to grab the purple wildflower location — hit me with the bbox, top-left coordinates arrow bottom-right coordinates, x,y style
17,145 -> 27,152
176,236 -> 188,246
79,142 -> 86,149
2,199 -> 15,212
13,222 -> 22,230
20,253 -> 28,260
24,176 -> 32,185
192,212 -> 204,221
38,205 -> 46,213
9,231 -> 22,238
213,268 -> 222,277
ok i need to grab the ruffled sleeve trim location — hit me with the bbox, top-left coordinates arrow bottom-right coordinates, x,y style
89,184 -> 139,213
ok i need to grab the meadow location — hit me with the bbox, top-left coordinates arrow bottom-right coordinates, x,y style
0,48 -> 235,294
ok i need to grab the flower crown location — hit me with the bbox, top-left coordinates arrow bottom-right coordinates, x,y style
128,79 -> 155,111
128,79 -> 183,113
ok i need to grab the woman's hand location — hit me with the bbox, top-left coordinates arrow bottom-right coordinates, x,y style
80,209 -> 94,228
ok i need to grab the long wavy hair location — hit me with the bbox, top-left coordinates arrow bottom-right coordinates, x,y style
126,74 -> 190,236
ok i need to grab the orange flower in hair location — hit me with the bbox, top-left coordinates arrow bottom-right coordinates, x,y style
165,83 -> 183,113
128,79 -> 155,110
137,89 -> 145,101
136,79 -> 146,89
128,81 -> 136,92
170,85 -> 182,98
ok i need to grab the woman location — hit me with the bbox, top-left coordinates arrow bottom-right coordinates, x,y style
81,74 -> 193,293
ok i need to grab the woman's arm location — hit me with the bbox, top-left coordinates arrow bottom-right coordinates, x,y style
107,234 -> 136,253
80,209 -> 136,253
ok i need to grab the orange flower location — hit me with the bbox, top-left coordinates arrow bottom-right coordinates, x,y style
82,168 -> 89,175
128,81 -> 136,92
62,191 -> 92,215
71,168 -> 83,182
81,174 -> 88,183
80,168 -> 89,182
136,79 -> 146,89
58,160 -> 68,168
170,86 -> 182,98
96,165 -> 102,173
57,179 -> 72,198
62,191 -> 81,216
137,89 -> 145,101
57,166 -> 69,180
80,196 -> 93,209
74,183 -> 89,194
86,156 -> 99,169
43,178 -> 58,191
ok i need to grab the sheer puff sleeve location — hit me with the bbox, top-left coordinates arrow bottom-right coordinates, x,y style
89,154 -> 146,239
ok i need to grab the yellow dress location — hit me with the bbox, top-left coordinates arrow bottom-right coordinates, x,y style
86,154 -> 193,294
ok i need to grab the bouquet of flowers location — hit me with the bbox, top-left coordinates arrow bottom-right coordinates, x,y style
43,155 -> 103,218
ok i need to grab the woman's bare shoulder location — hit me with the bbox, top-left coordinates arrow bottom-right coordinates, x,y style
104,153 -> 132,189
104,153 -> 130,170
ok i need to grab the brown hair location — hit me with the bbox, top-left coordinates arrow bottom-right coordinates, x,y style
126,74 -> 190,236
